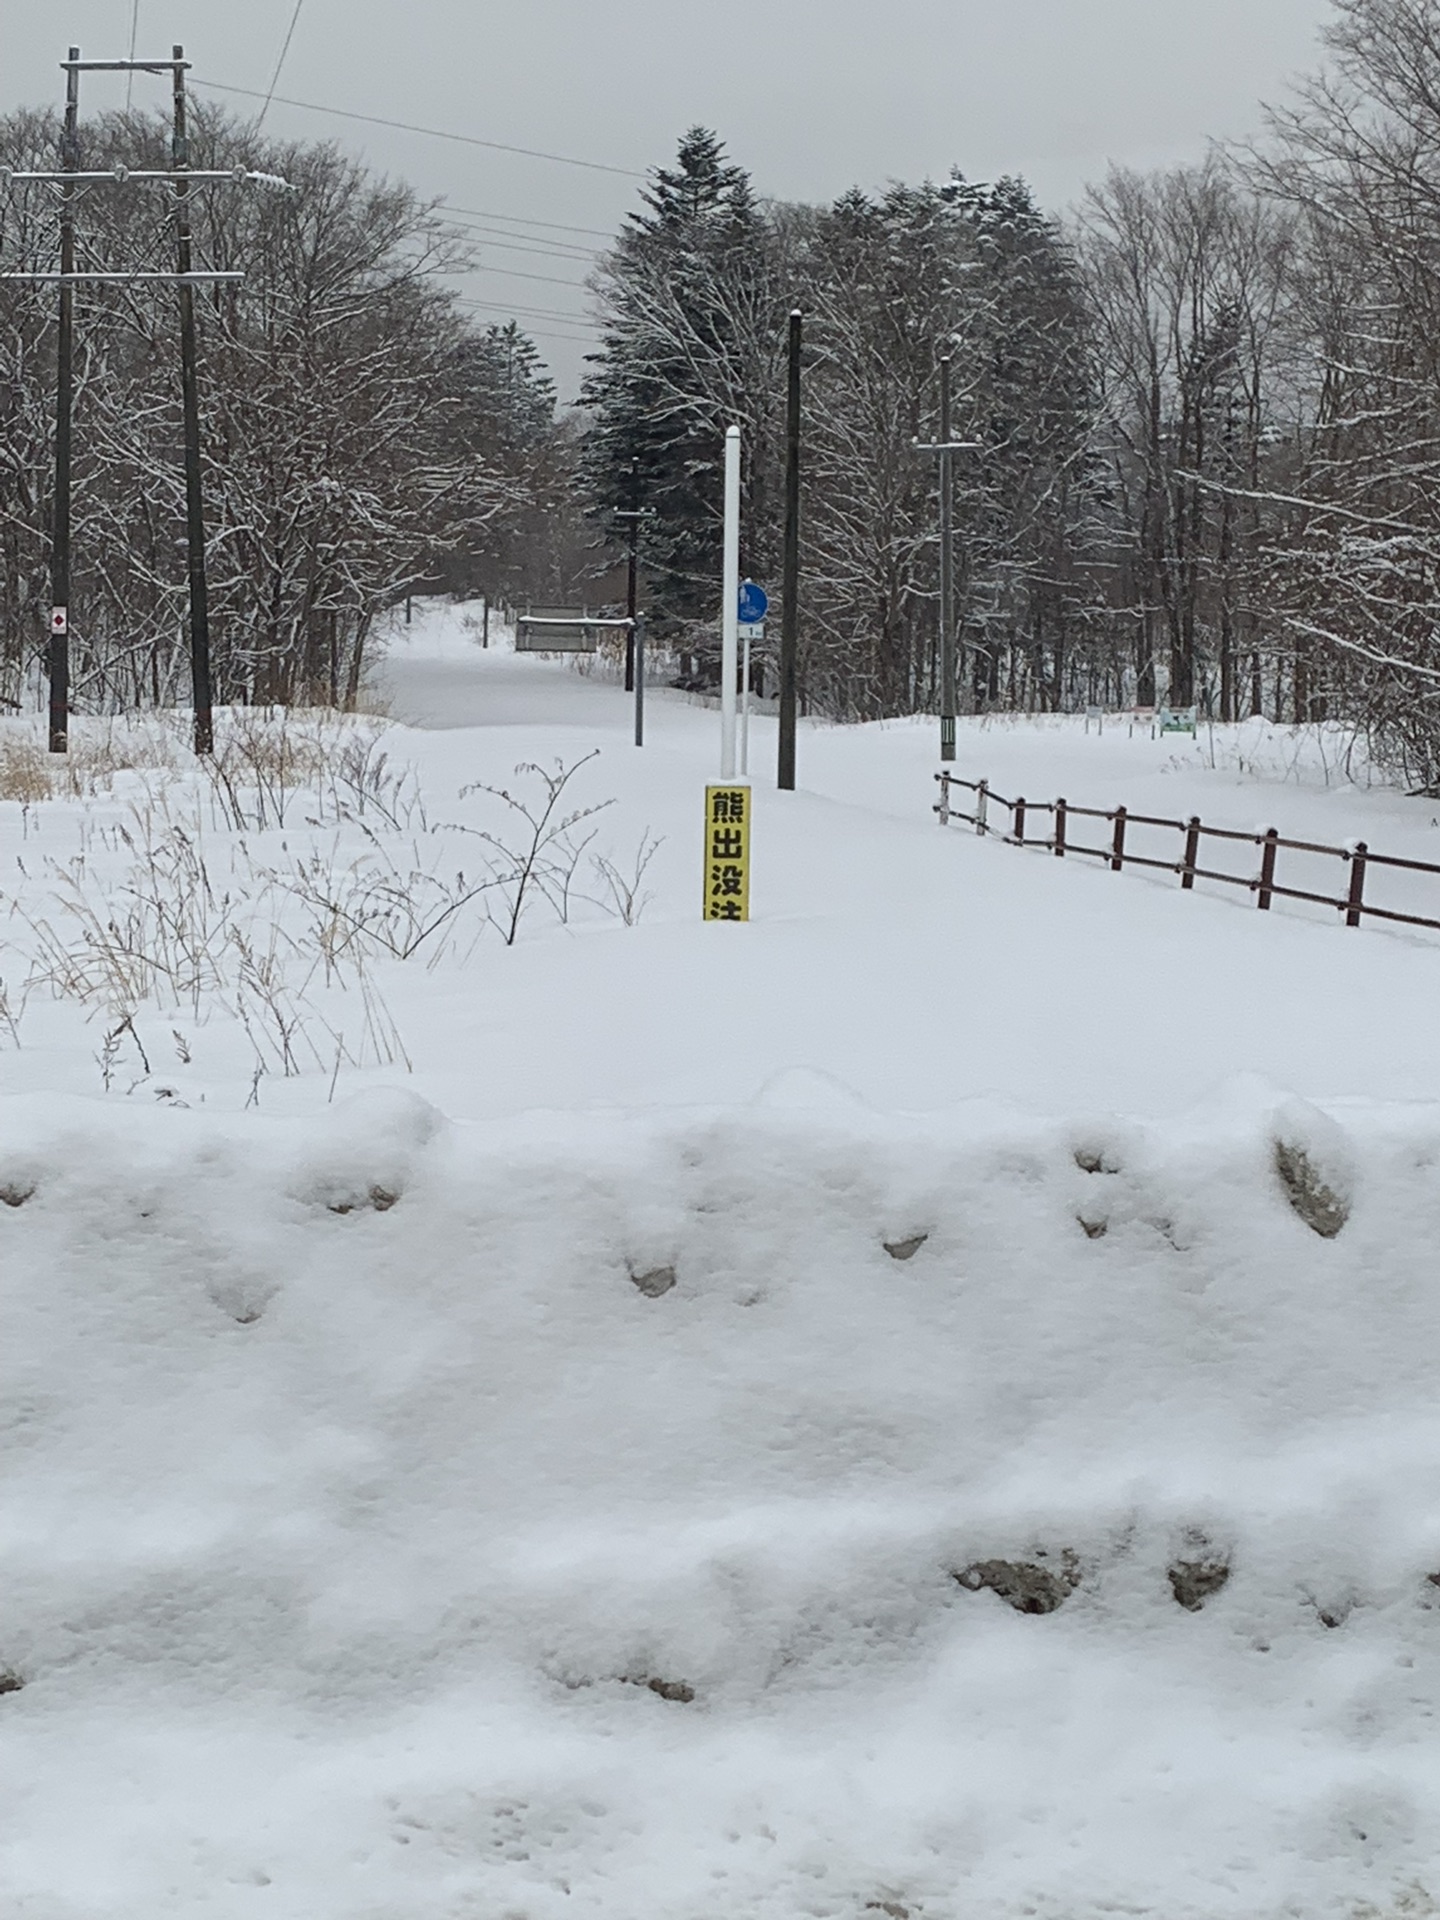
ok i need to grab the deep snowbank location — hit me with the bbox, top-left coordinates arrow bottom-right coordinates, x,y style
4,1080 -> 1440,1918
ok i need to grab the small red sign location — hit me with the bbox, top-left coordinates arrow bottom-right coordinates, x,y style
50,607 -> 67,635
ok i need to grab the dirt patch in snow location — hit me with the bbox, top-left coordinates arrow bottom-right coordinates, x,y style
1273,1138 -> 1351,1238
954,1551 -> 1081,1615
630,1265 -> 677,1298
1168,1555 -> 1231,1611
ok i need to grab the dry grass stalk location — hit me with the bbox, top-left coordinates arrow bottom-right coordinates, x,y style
0,739 -> 52,805
592,829 -> 664,925
0,716 -> 187,804
459,752 -> 614,945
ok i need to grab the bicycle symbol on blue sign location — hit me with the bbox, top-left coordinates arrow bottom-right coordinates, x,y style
737,580 -> 768,625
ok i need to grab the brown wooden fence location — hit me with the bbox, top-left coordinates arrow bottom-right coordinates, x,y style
934,770 -> 1440,935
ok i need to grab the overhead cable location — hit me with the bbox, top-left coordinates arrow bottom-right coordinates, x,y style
467,263 -> 588,290
441,219 -> 597,263
442,204 -> 614,239
257,0 -> 307,131
511,327 -> 595,348
125,0 -> 141,108
457,294 -> 598,327
191,78 -> 645,178
461,308 -> 596,344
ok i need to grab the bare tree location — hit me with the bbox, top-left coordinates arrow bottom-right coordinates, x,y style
1245,0 -> 1440,777
0,105 -> 535,714
1079,161 -> 1302,716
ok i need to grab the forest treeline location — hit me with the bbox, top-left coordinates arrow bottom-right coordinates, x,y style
585,0 -> 1440,786
0,108 -> 577,712
5,0 -> 1440,783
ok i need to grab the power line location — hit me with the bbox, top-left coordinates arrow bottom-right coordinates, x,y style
190,77 -> 645,178
459,299 -> 596,328
125,0 -> 140,108
463,310 -> 596,345
457,294 -> 598,329
513,327 -> 596,349
442,218 -> 597,263
442,204 -> 614,239
440,215 -> 596,259
468,263 -> 588,290
257,0 -> 306,130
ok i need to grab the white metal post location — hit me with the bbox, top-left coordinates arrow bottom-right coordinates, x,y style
740,626 -> 752,775
720,424 -> 741,779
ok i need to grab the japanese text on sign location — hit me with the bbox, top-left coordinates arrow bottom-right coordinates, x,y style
703,784 -> 751,921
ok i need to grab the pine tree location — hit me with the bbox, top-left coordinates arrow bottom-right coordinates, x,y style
432,322 -> 568,604
463,323 -> 556,456
582,128 -> 785,641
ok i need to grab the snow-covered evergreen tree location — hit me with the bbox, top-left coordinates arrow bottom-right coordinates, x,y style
582,128 -> 788,644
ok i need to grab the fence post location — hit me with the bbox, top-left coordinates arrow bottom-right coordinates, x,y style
1182,816 -> 1201,891
1110,805 -> 1127,873
976,778 -> 988,835
1257,827 -> 1279,910
937,771 -> 951,827
1014,796 -> 1027,845
1346,842 -> 1368,928
1054,797 -> 1067,857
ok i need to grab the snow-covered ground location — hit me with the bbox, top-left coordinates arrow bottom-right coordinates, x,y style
4,602 -> 1440,1918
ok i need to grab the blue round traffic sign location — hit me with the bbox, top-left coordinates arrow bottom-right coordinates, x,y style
737,580 -> 768,624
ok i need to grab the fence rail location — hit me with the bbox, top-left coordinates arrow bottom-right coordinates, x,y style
934,771 -> 1440,935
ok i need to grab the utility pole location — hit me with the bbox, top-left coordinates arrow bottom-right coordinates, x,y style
914,353 -> 980,764
171,48 -> 214,754
626,514 -> 638,690
48,49 -> 80,753
777,309 -> 802,791
2,47 -> 281,754
938,355 -> 955,761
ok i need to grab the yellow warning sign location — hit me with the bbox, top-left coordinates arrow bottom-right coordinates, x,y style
703,784 -> 751,921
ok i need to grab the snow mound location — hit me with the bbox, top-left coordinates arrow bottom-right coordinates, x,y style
3,1085 -> 1440,1918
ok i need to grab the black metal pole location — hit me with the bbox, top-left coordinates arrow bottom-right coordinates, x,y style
777,309 -> 802,791
48,48 -> 80,755
624,462 -> 639,693
172,47 -> 215,754
633,612 -> 645,747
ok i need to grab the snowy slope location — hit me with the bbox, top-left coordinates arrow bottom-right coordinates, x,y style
4,1082 -> 1440,1920
4,603 -> 1440,1917
9,605 -> 1440,1120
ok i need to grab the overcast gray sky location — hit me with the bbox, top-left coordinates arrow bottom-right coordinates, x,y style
5,0 -> 1336,393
